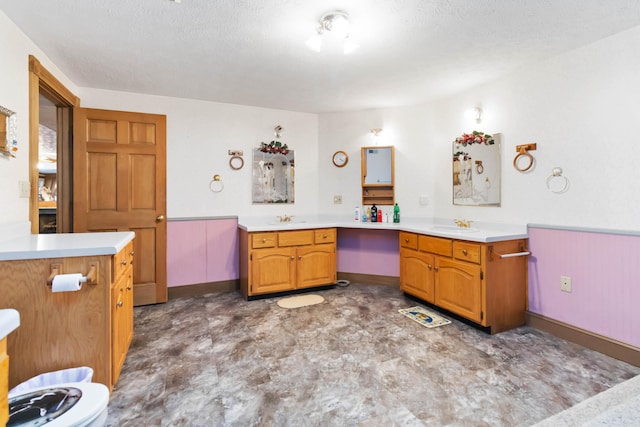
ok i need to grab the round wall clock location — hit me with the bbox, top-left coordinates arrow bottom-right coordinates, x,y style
332,150 -> 349,168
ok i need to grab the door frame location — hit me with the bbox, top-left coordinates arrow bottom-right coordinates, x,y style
28,55 -> 80,233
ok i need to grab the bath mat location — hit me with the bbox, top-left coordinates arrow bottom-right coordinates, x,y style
277,294 -> 325,309
399,306 -> 451,328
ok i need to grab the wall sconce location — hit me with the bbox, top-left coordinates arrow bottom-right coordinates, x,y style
306,10 -> 359,54
370,128 -> 384,145
464,107 -> 483,124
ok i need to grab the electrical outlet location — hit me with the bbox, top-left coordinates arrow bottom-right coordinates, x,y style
560,275 -> 572,292
333,195 -> 342,204
419,195 -> 429,206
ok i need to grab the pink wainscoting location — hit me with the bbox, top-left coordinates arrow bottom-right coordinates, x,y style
167,218 -> 238,287
337,228 -> 400,277
528,227 -> 640,348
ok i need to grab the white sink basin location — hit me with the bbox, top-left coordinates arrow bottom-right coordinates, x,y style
433,225 -> 479,233
0,308 -> 20,339
268,220 -> 307,226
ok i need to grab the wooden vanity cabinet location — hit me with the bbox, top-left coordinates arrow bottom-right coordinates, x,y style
399,231 -> 528,333
1,337 -> 8,426
0,241 -> 134,392
239,228 -> 337,299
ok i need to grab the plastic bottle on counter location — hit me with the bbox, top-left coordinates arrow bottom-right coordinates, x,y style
366,207 -> 371,222
377,208 -> 382,222
371,204 -> 378,223
393,203 -> 400,223
354,206 -> 360,221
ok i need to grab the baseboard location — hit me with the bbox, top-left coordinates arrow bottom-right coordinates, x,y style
337,272 -> 399,286
168,280 -> 239,300
526,312 -> 640,367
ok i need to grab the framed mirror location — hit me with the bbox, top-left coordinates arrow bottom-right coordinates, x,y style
453,132 -> 501,206
0,105 -> 17,157
252,148 -> 295,204
361,146 -> 394,205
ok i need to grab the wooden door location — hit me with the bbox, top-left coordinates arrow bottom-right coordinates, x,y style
74,107 -> 167,305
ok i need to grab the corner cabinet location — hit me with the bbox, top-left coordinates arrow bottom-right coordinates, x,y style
239,228 -> 337,299
0,241 -> 134,392
399,231 -> 528,333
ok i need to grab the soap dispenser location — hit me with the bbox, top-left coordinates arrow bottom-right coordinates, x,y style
371,204 -> 378,223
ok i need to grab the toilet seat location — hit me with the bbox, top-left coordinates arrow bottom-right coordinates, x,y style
8,382 -> 109,427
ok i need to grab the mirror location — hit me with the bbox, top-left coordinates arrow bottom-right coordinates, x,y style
453,132 -> 501,206
0,105 -> 17,157
361,146 -> 395,205
252,148 -> 295,204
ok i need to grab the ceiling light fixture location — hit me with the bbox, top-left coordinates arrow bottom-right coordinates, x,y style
306,10 -> 359,54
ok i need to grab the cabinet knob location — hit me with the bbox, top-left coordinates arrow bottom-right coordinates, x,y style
130,250 -> 135,256
262,238 -> 267,243
434,266 -> 439,272
156,215 -> 165,222
404,238 -> 409,243
127,285 -> 132,291
298,256 -> 302,260
121,260 -> 127,266
462,249 -> 468,256
428,264 -> 432,270
291,256 -> 295,261
117,300 -> 123,308
322,235 -> 327,239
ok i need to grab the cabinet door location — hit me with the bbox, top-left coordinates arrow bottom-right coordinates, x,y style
111,276 -> 128,386
400,248 -> 435,303
296,245 -> 336,289
435,257 -> 482,323
250,248 -> 296,294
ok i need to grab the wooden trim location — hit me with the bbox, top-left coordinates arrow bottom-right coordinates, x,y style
337,272 -> 400,286
168,280 -> 239,300
28,56 -> 79,107
526,311 -> 640,367
28,55 -> 80,233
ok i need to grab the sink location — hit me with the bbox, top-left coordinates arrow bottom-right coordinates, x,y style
268,220 -> 307,226
433,225 -> 479,233
0,308 -> 20,339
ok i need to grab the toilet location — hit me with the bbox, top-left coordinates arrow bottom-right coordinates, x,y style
8,381 -> 109,426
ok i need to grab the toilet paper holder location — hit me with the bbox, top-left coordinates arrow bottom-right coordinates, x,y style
47,263 -> 98,287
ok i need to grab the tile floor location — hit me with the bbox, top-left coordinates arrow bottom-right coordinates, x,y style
106,283 -> 640,427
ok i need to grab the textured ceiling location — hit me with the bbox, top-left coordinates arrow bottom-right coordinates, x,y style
2,0 -> 640,113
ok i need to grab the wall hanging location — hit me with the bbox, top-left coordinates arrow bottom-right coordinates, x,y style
452,131 -> 501,206
0,105 -> 18,157
252,126 -> 295,204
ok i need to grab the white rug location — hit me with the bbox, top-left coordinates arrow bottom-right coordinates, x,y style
277,294 -> 325,309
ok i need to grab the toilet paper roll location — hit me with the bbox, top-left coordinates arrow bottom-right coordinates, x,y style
52,273 -> 84,292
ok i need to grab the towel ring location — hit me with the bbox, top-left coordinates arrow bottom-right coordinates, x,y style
475,160 -> 484,174
546,167 -> 570,194
513,143 -> 537,172
209,174 -> 224,193
228,150 -> 244,170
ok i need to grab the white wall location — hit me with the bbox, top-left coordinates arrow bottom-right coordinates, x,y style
319,25 -> 640,231
0,11 -> 78,226
79,90 -> 319,219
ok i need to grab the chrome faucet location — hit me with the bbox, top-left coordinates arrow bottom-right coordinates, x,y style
454,219 -> 473,228
277,215 -> 294,223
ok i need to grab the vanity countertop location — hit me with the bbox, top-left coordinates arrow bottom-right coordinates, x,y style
237,216 -> 527,243
0,308 -> 20,340
0,231 -> 135,262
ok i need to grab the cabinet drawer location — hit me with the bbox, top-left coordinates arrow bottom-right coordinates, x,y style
252,233 -> 277,249
399,232 -> 418,249
314,228 -> 336,244
419,235 -> 452,256
453,241 -> 481,264
278,230 -> 314,247
113,241 -> 133,280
